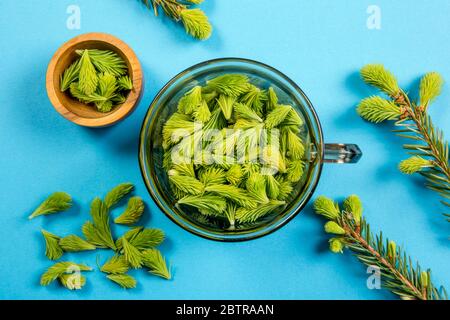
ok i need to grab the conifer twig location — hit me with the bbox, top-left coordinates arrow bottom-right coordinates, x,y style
313,195 -> 447,300
140,0 -> 212,40
357,65 -> 450,222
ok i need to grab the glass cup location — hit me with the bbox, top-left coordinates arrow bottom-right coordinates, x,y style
139,58 -> 361,241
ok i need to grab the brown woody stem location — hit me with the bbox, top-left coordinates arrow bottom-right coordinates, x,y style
344,224 -> 426,300
399,91 -> 450,182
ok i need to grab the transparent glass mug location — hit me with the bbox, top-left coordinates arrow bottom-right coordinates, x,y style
139,58 -> 361,241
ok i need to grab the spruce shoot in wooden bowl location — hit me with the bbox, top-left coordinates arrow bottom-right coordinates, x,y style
46,33 -> 143,127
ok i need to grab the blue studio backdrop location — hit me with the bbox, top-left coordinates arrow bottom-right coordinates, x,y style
0,0 -> 449,299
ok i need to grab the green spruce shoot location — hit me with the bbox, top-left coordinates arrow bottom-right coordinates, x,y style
59,235 -> 96,252
29,192 -> 72,220
142,249 -> 171,280
107,274 -> 137,289
101,255 -> 129,274
41,230 -> 63,260
114,196 -> 145,225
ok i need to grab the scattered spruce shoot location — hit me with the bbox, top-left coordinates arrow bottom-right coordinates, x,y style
31,183 -> 172,290
28,192 -> 72,220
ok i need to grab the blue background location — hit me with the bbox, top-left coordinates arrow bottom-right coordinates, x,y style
0,0 -> 449,300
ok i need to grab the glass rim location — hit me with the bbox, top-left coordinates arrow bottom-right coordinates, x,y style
138,57 -> 325,242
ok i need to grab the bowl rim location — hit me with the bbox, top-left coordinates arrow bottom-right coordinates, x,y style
46,32 -> 143,127
138,57 -> 325,242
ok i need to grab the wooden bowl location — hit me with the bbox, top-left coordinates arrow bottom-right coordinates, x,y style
46,33 -> 143,127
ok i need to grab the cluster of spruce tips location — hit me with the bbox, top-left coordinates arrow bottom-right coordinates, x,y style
162,74 -> 307,229
60,49 -> 133,113
29,183 -> 171,290
141,0 -> 212,40
314,195 -> 447,300
357,64 -> 450,223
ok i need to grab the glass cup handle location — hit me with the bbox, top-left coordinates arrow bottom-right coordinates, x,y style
323,143 -> 362,164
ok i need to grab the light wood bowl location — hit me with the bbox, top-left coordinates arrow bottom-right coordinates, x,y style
46,33 -> 143,127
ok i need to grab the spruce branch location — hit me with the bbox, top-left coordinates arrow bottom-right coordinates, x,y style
140,0 -> 212,40
313,195 -> 447,300
357,64 -> 450,222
